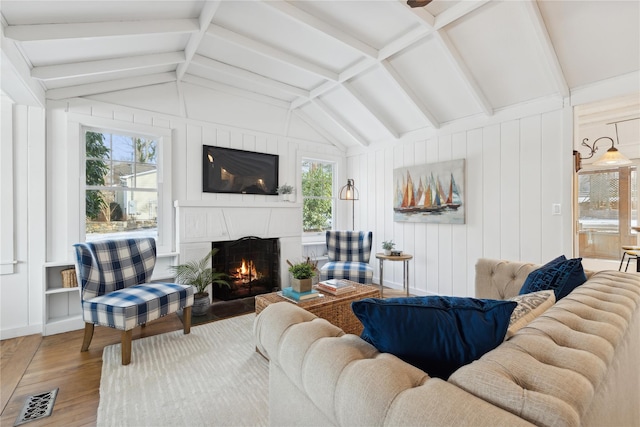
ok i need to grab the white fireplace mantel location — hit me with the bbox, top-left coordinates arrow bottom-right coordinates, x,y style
174,200 -> 303,283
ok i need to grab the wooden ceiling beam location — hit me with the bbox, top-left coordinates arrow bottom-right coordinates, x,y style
263,1 -> 378,59
45,72 -> 177,100
31,52 -> 185,81
177,1 -> 221,81
192,54 -> 309,98
521,0 -> 570,98
4,19 -> 198,42
311,98 -> 370,147
206,24 -> 338,82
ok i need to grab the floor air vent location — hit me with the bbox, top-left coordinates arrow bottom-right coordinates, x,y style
14,388 -> 58,426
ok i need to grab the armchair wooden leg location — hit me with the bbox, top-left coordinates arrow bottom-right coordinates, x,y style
81,323 -> 94,352
183,306 -> 192,335
121,330 -> 133,365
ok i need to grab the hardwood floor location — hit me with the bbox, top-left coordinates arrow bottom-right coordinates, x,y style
0,286 -> 408,427
0,315 -> 183,427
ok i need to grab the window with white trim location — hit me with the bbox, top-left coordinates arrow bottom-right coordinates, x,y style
83,128 -> 160,242
301,159 -> 335,234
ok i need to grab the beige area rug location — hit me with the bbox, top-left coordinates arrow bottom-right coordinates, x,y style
97,314 -> 268,427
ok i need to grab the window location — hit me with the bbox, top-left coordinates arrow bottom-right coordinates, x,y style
84,129 -> 159,241
301,159 -> 335,234
577,165 -> 638,259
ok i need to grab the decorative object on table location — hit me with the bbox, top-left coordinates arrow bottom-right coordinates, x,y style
390,250 -> 402,256
171,248 -> 230,316
288,258 -> 317,293
277,183 -> 294,202
382,240 -> 395,256
280,287 -> 321,302
316,279 -> 356,295
339,179 -> 359,230
320,230 -> 374,285
394,158 -> 465,224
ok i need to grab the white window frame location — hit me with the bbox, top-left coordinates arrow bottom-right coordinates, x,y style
75,118 -> 173,254
298,153 -> 342,243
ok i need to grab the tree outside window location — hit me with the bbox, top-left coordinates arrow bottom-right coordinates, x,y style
301,160 -> 334,233
84,130 -> 158,241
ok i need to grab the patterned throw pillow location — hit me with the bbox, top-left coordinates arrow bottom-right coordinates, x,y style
505,290 -> 555,339
519,256 -> 586,300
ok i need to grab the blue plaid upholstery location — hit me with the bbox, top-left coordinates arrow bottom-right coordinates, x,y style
73,238 -> 194,331
320,231 -> 374,284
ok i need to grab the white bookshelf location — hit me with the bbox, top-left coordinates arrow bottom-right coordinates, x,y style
43,261 -> 83,336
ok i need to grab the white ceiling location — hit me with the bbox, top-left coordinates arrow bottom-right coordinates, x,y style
1,0 -> 639,149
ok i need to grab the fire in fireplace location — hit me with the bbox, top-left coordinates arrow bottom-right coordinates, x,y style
212,236 -> 280,300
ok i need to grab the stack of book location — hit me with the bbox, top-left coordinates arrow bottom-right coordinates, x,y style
280,287 -> 322,303
316,279 -> 356,296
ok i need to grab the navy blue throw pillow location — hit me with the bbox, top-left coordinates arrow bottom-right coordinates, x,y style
519,256 -> 586,300
351,296 -> 517,380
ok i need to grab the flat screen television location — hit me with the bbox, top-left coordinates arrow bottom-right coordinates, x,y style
202,145 -> 279,195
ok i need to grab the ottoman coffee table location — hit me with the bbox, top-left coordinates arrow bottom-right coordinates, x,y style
255,281 -> 380,335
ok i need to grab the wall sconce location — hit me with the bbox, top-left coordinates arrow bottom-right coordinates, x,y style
339,179 -> 359,231
573,119 -> 634,172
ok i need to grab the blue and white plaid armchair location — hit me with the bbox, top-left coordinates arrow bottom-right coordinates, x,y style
73,238 -> 194,365
319,231 -> 374,285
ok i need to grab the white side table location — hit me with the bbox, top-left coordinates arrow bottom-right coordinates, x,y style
375,253 -> 413,297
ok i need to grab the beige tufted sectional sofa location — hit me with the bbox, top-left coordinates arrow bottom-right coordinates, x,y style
253,258 -> 640,426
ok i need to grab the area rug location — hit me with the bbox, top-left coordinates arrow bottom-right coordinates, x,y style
97,314 -> 268,427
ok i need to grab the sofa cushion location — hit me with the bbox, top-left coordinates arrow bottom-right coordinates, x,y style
519,255 -> 586,300
506,290 -> 555,339
351,296 -> 517,379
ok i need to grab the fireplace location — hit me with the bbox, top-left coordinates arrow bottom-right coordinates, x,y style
212,236 -> 280,300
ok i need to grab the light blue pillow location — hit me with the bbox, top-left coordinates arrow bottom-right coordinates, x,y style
351,296 -> 517,379
519,255 -> 586,300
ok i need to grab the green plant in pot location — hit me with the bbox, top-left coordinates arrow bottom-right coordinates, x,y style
382,240 -> 395,256
170,248 -> 230,316
277,184 -> 294,202
288,261 -> 316,293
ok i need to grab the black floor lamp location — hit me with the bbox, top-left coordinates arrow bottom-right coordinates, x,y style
339,179 -> 359,231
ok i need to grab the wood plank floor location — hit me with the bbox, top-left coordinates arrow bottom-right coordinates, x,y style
0,286 -> 408,427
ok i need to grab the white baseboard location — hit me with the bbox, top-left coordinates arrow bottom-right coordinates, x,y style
0,323 -> 43,340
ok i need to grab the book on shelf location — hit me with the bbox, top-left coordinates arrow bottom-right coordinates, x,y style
316,279 -> 356,295
280,287 -> 323,303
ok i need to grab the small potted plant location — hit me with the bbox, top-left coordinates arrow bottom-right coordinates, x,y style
382,240 -> 395,256
288,260 -> 316,293
277,184 -> 294,202
170,248 -> 230,316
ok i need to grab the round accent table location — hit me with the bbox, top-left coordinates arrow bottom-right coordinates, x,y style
375,253 -> 413,297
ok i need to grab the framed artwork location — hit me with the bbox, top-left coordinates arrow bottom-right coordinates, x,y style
393,159 -> 465,224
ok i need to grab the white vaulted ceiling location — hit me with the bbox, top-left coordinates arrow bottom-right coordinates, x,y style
1,0 -> 639,149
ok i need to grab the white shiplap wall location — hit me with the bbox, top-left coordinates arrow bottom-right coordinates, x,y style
347,108 -> 572,297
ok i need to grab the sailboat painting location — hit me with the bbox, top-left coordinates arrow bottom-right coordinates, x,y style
393,159 -> 465,224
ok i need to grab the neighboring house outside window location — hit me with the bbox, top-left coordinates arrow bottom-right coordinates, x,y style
301,159 -> 335,235
577,164 -> 638,259
84,129 -> 159,242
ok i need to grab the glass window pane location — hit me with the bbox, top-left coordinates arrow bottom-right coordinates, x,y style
111,135 -> 135,162
135,138 -> 158,165
302,159 -> 334,233
578,170 -> 620,233
85,189 -> 157,241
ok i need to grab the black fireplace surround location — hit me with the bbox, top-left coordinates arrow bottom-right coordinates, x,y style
212,236 -> 280,300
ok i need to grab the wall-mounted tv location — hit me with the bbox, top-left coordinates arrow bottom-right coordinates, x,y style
202,145 -> 279,195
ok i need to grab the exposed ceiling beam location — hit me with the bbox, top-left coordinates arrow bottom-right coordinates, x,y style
434,30 -> 493,115
293,109 -> 347,151
381,60 -> 440,129
521,0 -> 570,98
45,72 -> 177,100
206,24 -> 338,82
192,54 -> 310,98
177,1 -> 221,81
263,1 -> 378,59
182,74 -> 291,109
342,81 -> 401,139
378,26 -> 430,60
3,19 -> 199,42
311,98 -> 370,146
434,0 -> 491,29
32,51 -> 185,81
